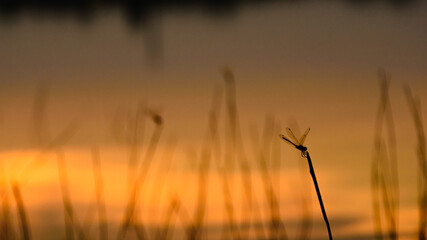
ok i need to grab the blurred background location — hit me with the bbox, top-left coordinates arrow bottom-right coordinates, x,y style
0,0 -> 426,239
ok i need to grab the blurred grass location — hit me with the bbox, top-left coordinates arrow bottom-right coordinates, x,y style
0,161 -> 16,240
11,182 -> 30,240
91,147 -> 108,240
405,86 -> 427,240
0,69 -> 425,240
371,71 -> 399,240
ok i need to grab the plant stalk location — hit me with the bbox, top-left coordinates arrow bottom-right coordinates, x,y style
305,151 -> 333,240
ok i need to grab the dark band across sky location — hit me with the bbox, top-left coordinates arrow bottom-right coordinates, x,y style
0,0 -> 420,27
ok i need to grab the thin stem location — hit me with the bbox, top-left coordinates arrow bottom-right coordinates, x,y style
11,182 -> 31,240
305,152 -> 333,240
92,147 -> 108,240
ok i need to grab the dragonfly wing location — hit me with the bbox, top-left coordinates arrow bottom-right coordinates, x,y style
299,128 -> 310,145
286,128 -> 300,144
280,134 -> 298,148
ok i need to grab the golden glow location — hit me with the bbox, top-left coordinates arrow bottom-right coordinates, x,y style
0,2 -> 426,239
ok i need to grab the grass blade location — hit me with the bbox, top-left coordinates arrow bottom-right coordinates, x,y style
404,86 -> 427,240
92,147 -> 108,240
11,182 -> 31,240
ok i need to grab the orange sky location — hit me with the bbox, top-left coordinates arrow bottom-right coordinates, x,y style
0,1 -> 426,239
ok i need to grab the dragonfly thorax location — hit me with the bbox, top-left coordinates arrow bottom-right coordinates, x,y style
296,145 -> 307,152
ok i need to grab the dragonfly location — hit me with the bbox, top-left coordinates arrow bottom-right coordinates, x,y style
280,128 -> 310,157
280,127 -> 334,240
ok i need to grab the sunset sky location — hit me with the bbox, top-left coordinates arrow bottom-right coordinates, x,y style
0,1 -> 426,239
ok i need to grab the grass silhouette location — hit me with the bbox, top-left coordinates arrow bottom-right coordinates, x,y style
91,147 -> 108,240
0,162 -> 16,240
258,116 -> 287,239
371,71 -> 399,240
2,69 -> 427,240
116,107 -> 163,240
405,86 -> 427,240
57,150 -> 80,240
11,182 -> 30,240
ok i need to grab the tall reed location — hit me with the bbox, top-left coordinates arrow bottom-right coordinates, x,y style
404,86 -> 427,240
149,139 -> 177,239
223,67 -> 263,239
305,151 -> 332,240
19,82 -> 78,186
0,162 -> 16,240
221,68 -> 241,240
186,87 -> 223,240
111,102 -> 148,239
116,109 -> 163,240
57,150 -> 84,240
257,116 -> 287,240
371,71 -> 399,240
11,182 -> 30,240
157,195 -> 181,240
92,147 -> 108,240
23,83 -> 80,240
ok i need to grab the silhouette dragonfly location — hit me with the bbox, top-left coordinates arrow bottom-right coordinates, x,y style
279,127 -> 334,240
280,128 -> 310,157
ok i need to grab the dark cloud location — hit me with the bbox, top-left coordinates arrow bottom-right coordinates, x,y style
286,214 -> 364,230
0,0 -> 420,27
194,214 -> 364,236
